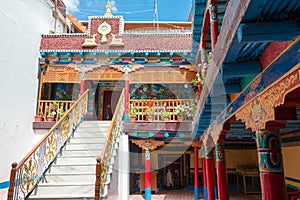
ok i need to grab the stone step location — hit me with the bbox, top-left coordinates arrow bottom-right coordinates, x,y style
76,121 -> 110,128
69,137 -> 106,144
50,164 -> 95,173
45,172 -> 95,183
76,126 -> 110,133
55,156 -> 97,165
34,182 -> 94,196
64,143 -> 104,151
73,131 -> 108,138
61,149 -> 100,157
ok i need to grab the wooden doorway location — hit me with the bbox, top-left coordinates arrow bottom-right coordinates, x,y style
160,155 -> 184,190
102,90 -> 122,120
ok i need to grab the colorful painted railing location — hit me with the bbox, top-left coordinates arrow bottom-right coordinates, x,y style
7,90 -> 89,200
129,99 -> 196,122
37,100 -> 74,121
95,90 -> 124,200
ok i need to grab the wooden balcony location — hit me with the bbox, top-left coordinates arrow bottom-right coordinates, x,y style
129,99 -> 196,122
124,99 -> 196,133
36,100 -> 74,121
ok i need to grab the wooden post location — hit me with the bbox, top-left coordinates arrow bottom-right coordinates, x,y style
205,147 -> 215,200
124,71 -> 130,121
201,155 -> 208,200
215,137 -> 229,200
194,146 -> 199,200
144,149 -> 151,200
80,80 -> 86,95
94,158 -> 101,200
210,1 -> 218,54
256,130 -> 288,200
7,162 -> 17,200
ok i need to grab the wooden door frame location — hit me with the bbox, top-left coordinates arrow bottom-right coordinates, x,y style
98,87 -> 122,120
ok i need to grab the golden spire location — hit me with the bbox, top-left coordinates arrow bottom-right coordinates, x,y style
104,0 -> 113,16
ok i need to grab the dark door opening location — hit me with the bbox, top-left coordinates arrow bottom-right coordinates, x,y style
102,90 -> 121,120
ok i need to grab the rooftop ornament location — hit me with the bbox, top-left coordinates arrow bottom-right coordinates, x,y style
104,0 -> 113,17
82,34 -> 98,47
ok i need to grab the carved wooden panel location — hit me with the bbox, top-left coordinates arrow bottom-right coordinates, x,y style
43,68 -> 196,83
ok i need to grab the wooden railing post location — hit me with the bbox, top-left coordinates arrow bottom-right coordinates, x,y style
7,162 -> 17,200
94,158 -> 101,200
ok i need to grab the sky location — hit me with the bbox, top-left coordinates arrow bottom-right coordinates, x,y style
63,0 -> 193,22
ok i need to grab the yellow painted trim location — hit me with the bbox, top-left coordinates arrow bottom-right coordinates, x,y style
286,180 -> 300,188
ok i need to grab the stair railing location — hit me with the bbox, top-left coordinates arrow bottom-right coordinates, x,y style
7,89 -> 89,200
95,89 -> 124,200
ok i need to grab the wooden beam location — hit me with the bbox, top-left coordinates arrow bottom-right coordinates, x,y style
222,60 -> 261,79
224,36 -> 244,63
238,22 -> 300,43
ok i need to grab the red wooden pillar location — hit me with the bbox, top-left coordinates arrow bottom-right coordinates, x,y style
215,136 -> 229,200
256,130 -> 287,200
209,1 -> 218,54
144,148 -> 151,200
124,71 -> 130,121
80,67 -> 87,95
201,149 -> 208,200
205,147 -> 215,200
80,80 -> 86,95
194,147 -> 199,200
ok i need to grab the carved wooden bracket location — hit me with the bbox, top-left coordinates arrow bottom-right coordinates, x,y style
236,67 -> 300,132
131,139 -> 164,150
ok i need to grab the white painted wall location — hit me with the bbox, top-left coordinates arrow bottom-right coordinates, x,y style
0,0 -> 64,197
118,135 -> 129,200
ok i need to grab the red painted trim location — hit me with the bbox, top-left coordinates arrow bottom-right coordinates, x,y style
201,11 -> 210,49
202,157 -> 207,187
194,147 -> 199,188
145,159 -> 151,188
80,80 -> 86,95
205,157 -> 215,200
216,161 -> 229,200
260,172 -> 288,200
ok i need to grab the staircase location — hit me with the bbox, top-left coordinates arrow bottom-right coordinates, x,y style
29,121 -> 111,200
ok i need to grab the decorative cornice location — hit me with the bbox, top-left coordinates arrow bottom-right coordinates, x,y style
40,49 -> 191,53
41,33 -> 89,37
120,33 -> 192,37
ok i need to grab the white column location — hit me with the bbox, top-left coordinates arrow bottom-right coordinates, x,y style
118,134 -> 129,200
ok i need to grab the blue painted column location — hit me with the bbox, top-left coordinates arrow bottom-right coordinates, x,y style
144,149 -> 151,200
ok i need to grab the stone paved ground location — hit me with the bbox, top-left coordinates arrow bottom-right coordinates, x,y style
129,190 -> 261,200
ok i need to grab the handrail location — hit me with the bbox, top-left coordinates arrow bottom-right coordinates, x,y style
94,89 -> 124,200
7,89 -> 89,200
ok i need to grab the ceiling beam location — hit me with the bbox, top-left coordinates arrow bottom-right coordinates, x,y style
222,60 -> 261,79
238,22 -> 300,43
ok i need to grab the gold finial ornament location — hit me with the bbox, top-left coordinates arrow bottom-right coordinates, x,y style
104,0 -> 113,16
